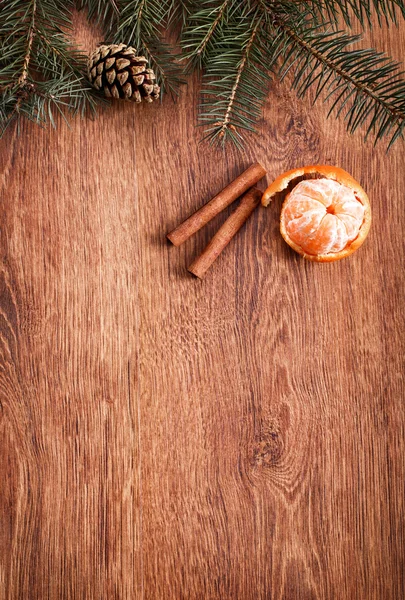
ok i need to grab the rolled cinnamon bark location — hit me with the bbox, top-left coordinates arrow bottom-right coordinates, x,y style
188,187 -> 262,279
167,163 -> 266,246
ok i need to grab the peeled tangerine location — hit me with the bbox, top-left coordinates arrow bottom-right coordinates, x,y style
261,165 -> 372,262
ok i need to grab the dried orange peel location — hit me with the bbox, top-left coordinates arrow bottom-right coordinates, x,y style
261,165 -> 371,262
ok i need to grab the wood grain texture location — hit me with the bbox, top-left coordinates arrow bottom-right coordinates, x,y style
1,11 -> 404,600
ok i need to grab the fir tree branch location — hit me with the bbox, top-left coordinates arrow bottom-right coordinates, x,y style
0,0 -> 101,136
196,0 -> 405,147
182,0 -> 234,69
1,0 -> 39,121
19,0 -> 37,87
258,0 -> 405,27
199,7 -> 273,147
284,22 -> 404,119
218,16 -> 262,136
196,1 -> 229,57
317,0 -> 405,26
267,9 -> 405,145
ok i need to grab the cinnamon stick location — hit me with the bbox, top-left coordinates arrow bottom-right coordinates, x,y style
188,187 -> 262,279
167,163 -> 266,246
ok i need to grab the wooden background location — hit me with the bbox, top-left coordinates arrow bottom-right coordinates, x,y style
0,11 -> 404,600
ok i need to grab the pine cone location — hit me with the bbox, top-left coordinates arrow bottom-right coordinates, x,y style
87,44 -> 160,103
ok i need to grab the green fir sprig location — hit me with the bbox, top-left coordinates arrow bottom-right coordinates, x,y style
0,0 -> 100,136
187,0 -> 405,147
1,0 -> 405,147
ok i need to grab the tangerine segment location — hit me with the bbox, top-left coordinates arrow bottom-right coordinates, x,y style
282,179 -> 365,255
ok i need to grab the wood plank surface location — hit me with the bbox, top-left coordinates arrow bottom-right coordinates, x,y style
1,11 -> 404,600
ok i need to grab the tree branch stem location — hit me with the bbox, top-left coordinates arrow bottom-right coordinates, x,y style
197,0 -> 230,56
220,17 -> 262,133
18,0 -> 37,88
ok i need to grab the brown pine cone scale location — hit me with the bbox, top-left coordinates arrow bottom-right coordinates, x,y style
88,44 -> 160,103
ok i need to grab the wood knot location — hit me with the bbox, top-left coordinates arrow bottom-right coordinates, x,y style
252,431 -> 284,467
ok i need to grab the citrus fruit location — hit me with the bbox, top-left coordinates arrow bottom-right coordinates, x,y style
261,165 -> 371,262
